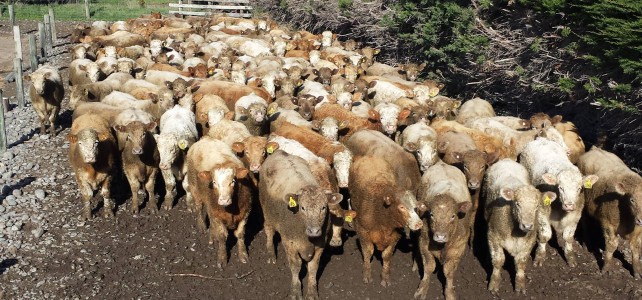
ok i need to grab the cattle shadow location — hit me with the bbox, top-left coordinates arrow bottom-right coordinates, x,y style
0,176 -> 36,203
7,128 -> 39,149
0,258 -> 18,276
578,215 -> 636,276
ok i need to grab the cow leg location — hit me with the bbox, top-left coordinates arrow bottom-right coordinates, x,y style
191,188 -> 207,232
562,223 -> 578,267
601,226 -> 618,274
514,252 -> 529,294
182,176 -> 194,212
414,228 -> 434,300
79,179 -> 94,220
304,247 -> 323,300
48,106 -> 59,136
380,242 -> 396,287
234,217 -> 249,264
35,107 -> 47,135
359,236 -> 375,284
125,172 -> 141,215
160,169 -> 176,211
443,255 -> 463,300
630,230 -> 642,278
208,216 -> 228,269
100,176 -> 114,218
329,215 -> 343,247
488,240 -> 504,294
283,242 -> 303,300
145,169 -> 158,212
264,224 -> 277,264
534,212 -> 552,267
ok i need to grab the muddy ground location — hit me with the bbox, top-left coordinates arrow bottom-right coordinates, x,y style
0,20 -> 640,300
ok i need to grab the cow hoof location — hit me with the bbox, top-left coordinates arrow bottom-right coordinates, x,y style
380,279 -> 391,287
266,257 -> 276,264
329,237 -> 342,247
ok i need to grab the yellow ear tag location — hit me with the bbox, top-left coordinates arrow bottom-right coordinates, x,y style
344,215 -> 353,223
429,90 -> 439,97
584,180 -> 593,189
267,145 -> 274,154
543,195 -> 552,206
268,107 -> 277,116
288,197 -> 297,208
178,140 -> 188,150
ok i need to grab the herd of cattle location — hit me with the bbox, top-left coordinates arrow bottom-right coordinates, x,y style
19,12 -> 642,300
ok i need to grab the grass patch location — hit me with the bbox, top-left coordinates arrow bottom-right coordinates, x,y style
2,0 -> 170,21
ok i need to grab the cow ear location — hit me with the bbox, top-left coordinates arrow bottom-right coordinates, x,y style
551,115 -> 563,124
437,140 -> 449,153
416,201 -> 428,215
452,152 -> 463,163
338,120 -> 349,129
485,151 -> 499,165
352,92 -> 362,102
285,193 -> 299,211
146,121 -> 157,131
452,100 -> 461,109
583,175 -> 599,189
265,141 -> 279,154
500,188 -> 514,201
418,62 -> 426,71
331,68 -> 339,75
235,168 -> 249,179
197,171 -> 212,182
458,201 -> 472,214
311,120 -> 321,131
614,182 -> 627,195
367,81 -> 377,89
404,142 -> 418,152
232,142 -> 245,153
177,139 -> 189,150
542,173 -> 557,185
326,192 -> 343,205
542,192 -> 557,205
23,75 -> 31,81
224,111 -> 235,120
67,134 -> 78,143
398,109 -> 411,121
316,96 -> 324,104
367,109 -> 380,121
98,131 -> 111,141
114,125 -> 126,132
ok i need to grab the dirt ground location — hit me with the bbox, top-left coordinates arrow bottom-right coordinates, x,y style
1,20 -> 641,300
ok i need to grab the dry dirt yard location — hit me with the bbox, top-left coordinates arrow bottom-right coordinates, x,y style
0,20 -> 641,300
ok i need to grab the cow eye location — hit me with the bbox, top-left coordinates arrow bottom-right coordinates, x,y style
451,214 -> 455,220
301,206 -> 306,211
231,179 -> 235,185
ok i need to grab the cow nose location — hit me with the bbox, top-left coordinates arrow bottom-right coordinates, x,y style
468,181 -> 480,189
218,198 -> 232,207
520,223 -> 534,232
306,226 -> 322,237
562,203 -> 575,211
132,148 -> 143,155
255,115 -> 265,122
159,163 -> 170,170
250,165 -> 260,173
636,218 -> 642,226
84,157 -> 96,164
433,233 -> 448,243
412,221 -> 423,231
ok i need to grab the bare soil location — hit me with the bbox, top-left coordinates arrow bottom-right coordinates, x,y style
0,20 -> 641,300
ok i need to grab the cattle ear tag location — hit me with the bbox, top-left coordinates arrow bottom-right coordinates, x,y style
584,179 -> 593,189
266,145 -> 275,154
344,210 -> 356,223
543,195 -> 552,206
268,106 -> 277,116
178,140 -> 188,150
288,197 -> 297,208
429,89 -> 439,97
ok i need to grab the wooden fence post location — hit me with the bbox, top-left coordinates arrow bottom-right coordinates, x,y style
8,4 -> 14,28
29,35 -> 38,72
0,89 -> 6,154
84,0 -> 90,19
48,8 -> 57,42
14,58 -> 25,109
13,26 -> 22,61
43,15 -> 53,55
38,22 -> 46,58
